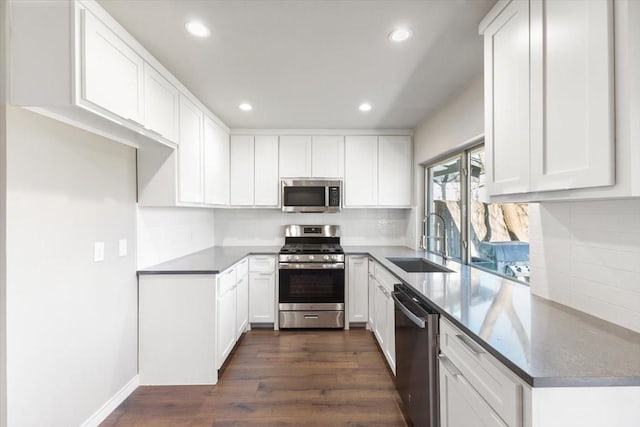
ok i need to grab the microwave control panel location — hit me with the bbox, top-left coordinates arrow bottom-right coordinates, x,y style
328,187 -> 340,206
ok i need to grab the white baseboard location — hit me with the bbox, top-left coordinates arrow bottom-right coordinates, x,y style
81,375 -> 139,427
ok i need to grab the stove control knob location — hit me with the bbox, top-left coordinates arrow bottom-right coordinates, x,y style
309,255 -> 315,260
323,255 -> 330,261
293,255 -> 300,261
331,255 -> 337,260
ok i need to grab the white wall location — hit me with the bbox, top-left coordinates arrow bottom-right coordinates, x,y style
409,75 -> 485,248
137,207 -> 215,269
530,200 -> 640,333
5,107 -> 138,427
214,208 -> 410,247
0,2 -> 8,425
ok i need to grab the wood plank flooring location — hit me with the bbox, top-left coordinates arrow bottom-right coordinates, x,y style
101,329 -> 407,426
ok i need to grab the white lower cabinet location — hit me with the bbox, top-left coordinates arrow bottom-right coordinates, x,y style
347,255 -> 368,323
235,259 -> 249,339
369,261 -> 396,375
249,255 -> 277,324
216,267 -> 237,369
367,258 -> 375,327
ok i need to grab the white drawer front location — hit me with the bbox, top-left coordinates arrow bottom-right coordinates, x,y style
375,263 -> 397,291
217,267 -> 236,297
236,257 -> 249,279
440,318 -> 522,427
249,255 -> 276,273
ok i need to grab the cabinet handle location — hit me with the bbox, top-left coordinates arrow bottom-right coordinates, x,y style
456,334 -> 485,356
439,355 -> 462,377
304,314 -> 319,319
257,272 -> 273,277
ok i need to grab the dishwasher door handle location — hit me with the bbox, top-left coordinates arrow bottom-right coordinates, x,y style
391,292 -> 427,328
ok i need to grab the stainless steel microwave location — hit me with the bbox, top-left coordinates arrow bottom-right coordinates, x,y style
281,179 -> 341,213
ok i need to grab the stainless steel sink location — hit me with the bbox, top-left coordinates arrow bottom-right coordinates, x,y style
386,257 -> 453,273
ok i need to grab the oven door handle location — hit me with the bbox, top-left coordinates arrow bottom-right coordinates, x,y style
279,263 -> 345,270
391,291 -> 427,329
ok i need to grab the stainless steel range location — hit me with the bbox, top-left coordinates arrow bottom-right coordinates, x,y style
278,225 -> 345,329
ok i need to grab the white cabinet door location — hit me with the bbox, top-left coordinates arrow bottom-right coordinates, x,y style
235,274 -> 249,339
81,9 -> 144,124
230,135 -> 255,206
311,136 -> 344,178
178,95 -> 204,203
373,281 -> 387,350
439,358 -> 508,427
483,0 -> 531,196
385,291 -> 395,374
249,272 -> 275,323
254,136 -> 279,206
378,136 -> 412,206
348,256 -> 369,323
143,63 -> 179,144
217,269 -> 237,369
203,116 -> 230,205
279,135 -> 311,177
529,0 -> 614,192
344,136 -> 378,206
368,259 -> 375,327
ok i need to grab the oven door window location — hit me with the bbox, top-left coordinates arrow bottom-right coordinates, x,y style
279,268 -> 344,303
283,187 -> 326,207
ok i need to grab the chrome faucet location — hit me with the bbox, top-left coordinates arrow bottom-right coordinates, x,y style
420,212 -> 448,260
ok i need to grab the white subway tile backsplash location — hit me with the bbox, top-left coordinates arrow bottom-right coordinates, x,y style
530,199 -> 640,333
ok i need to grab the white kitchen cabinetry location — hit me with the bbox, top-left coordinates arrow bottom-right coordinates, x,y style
230,136 -> 279,206
235,258 -> 249,339
249,256 -> 277,324
217,267 -> 237,369
347,256 -> 369,323
369,262 -> 396,374
254,136 -> 280,206
367,258 -> 375,328
378,136 -> 412,206
138,274 -> 218,385
344,136 -> 378,206
311,136 -> 344,178
279,136 -> 312,177
344,135 -> 412,208
481,0 -> 615,199
143,63 -> 179,144
204,116 -> 230,206
178,94 -> 204,204
81,8 -> 145,125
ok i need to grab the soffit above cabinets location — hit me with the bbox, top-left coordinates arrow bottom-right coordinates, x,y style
97,0 -> 496,129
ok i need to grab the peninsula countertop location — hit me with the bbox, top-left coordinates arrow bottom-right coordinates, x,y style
137,245 -> 640,388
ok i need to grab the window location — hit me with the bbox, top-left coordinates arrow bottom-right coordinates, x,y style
425,144 -> 530,283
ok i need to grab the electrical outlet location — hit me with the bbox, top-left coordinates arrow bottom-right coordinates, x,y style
119,239 -> 127,257
94,242 -> 105,262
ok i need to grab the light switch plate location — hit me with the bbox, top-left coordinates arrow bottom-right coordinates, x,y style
94,242 -> 105,262
118,239 -> 127,257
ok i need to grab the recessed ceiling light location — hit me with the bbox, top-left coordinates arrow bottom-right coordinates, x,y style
389,28 -> 412,42
359,103 -> 372,112
185,21 -> 210,38
239,103 -> 253,111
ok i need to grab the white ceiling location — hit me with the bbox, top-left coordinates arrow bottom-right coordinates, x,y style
98,0 -> 496,130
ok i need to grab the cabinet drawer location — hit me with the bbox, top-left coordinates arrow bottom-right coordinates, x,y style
440,318 -> 522,427
217,267 -> 237,297
249,255 -> 275,273
375,263 -> 397,291
236,258 -> 249,279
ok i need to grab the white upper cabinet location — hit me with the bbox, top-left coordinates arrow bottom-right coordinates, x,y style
311,136 -> 344,178
344,136 -> 379,207
178,95 -> 204,204
254,136 -> 280,206
80,8 -> 145,125
481,0 -> 616,199
482,0 -> 531,196
279,136 -> 312,177
230,135 -> 255,206
529,0 -> 614,192
143,63 -> 179,144
203,116 -> 230,206
378,136 -> 412,206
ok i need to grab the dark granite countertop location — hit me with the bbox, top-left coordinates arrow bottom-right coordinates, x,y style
137,245 -> 640,388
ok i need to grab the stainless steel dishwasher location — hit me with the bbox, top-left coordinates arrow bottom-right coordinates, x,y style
393,283 -> 439,427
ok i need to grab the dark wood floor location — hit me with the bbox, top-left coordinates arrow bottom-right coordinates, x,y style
101,328 -> 407,426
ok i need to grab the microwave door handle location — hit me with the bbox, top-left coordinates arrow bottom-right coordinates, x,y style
325,186 -> 329,207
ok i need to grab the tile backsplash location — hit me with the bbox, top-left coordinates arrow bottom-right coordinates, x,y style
529,199 -> 640,333
214,208 -> 411,247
